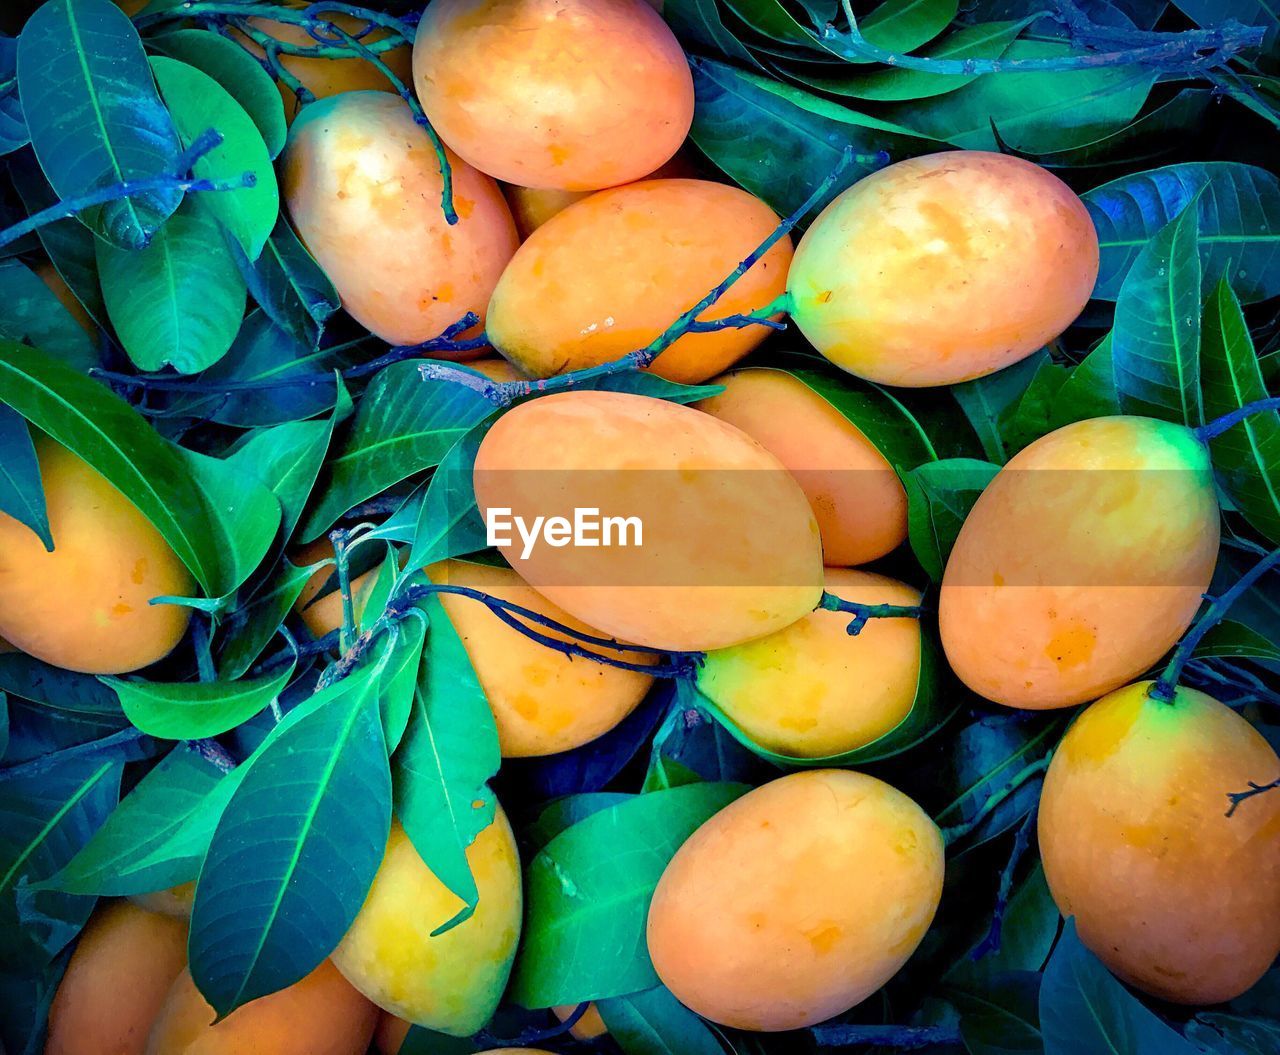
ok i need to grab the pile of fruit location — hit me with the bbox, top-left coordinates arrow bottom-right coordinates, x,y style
0,1 -> 1277,1055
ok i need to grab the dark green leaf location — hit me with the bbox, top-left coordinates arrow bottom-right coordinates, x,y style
226,416 -> 336,541
1186,1012 -> 1280,1055
950,971 -> 1042,1055
905,457 -> 1000,581
189,660 -> 391,1016
0,258 -> 97,370
1110,204 -> 1203,426
665,0 -> 764,69
218,558 -> 320,680
947,865 -> 1060,985
0,37 -> 28,156
856,0 -> 960,56
952,351 -> 1050,465
234,219 -> 340,350
1051,335 -> 1122,426
0,403 -> 50,549
1201,280 -> 1280,544
0,945 -> 69,1055
512,782 -> 748,1007
598,985 -> 727,1055
1191,620 -> 1280,663
1084,163 -> 1280,303
524,792 -> 634,853
97,196 -> 246,374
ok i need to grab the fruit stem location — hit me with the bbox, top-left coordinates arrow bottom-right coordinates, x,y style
1148,546 -> 1280,704
817,590 -> 924,636
970,807 -> 1037,961
1226,777 -> 1280,817
827,0 -> 1264,75
475,1002 -> 591,1049
1196,395 -> 1280,442
810,1023 -> 962,1049
939,756 -> 1050,848
328,527 -> 358,652
0,130 -> 253,251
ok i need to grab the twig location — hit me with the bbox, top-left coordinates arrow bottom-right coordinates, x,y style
940,757 -> 1050,847
811,1023 -> 963,1049
1226,777 -> 1280,817
1196,395 -> 1280,442
818,590 -> 924,636
971,807 -> 1037,960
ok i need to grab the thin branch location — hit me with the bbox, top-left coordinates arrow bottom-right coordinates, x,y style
811,1023 -> 962,1049
971,807 -> 1037,960
940,757 -> 1050,847
1226,777 -> 1280,817
1197,395 -> 1280,442
818,590 -> 924,636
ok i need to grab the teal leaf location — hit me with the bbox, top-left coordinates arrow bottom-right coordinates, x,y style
1052,335 -> 1122,426
1084,163 -> 1280,303
226,416 -> 336,542
149,30 -> 287,160
150,55 -> 279,260
0,945 -> 69,1055
233,219 -> 340,350
1185,1012 -> 1280,1055
16,0 -> 181,249
392,595 -> 499,932
189,659 -> 392,1016
0,404 -> 51,550
946,865 -> 1060,985
886,40 -> 1154,153
511,782 -> 748,1007
0,37 -> 28,156
41,745 -> 227,897
406,418 -> 493,570
0,755 -> 121,967
0,339 -> 244,598
1040,918 -> 1199,1055
905,458 -> 1001,581
951,350 -> 1051,464
951,971 -> 1043,1055
301,361 -> 495,542
0,258 -> 97,371
1111,204 -> 1203,426
378,615 -> 426,753
664,0 -> 764,70
1200,279 -> 1280,544
217,559 -> 321,681
856,0 -> 960,57
102,663 -> 294,740
597,986 -> 726,1055
97,196 -> 247,374
689,56 -> 939,217
1002,356 -> 1074,455
0,654 -> 124,723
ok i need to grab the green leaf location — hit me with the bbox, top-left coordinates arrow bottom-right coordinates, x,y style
176,444 -> 282,601
0,944 -> 69,1055
689,56 -> 939,218
0,339 -> 241,598
392,596 -> 500,933
0,654 -> 124,722
905,458 -> 1000,581
407,419 -> 493,570
951,351 -> 1050,465
597,986 -> 726,1055
234,219 -> 340,350
301,361 -> 495,542
226,416 -> 336,542
525,792 -> 634,853
1003,356 -> 1074,455
792,18 -> 1029,101
1084,163 -> 1280,303
1191,620 -> 1280,663
0,37 -> 28,156
856,0 -> 960,56
102,663 -> 293,740
217,559 -> 320,680
1111,204 -> 1203,426
0,258 -> 97,371
697,634 -> 953,767
149,29 -> 287,159
721,0 -> 819,49
1186,1012 -> 1280,1055
378,615 -> 426,753
41,745 -> 226,897
1052,335 -> 1122,426
189,658 -> 392,1016
947,865 -> 1060,986
0,755 -> 121,967
0,404 -> 51,550
150,55 -> 279,260
16,0 -> 181,249
1040,919 -> 1199,1055
664,0 -> 764,70
511,782 -> 748,1007
97,196 -> 247,374
886,40 -> 1154,153
1201,280 -> 1280,544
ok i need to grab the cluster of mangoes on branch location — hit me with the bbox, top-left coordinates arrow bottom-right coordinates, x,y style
10,1 -> 1278,1054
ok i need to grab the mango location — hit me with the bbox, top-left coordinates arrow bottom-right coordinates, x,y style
0,437 -> 192,674
697,368 -> 907,565
698,568 -> 921,758
647,770 -> 943,1030
940,417 -> 1219,709
1039,682 -> 1280,1003
552,1003 -> 608,1040
129,882 -> 196,920
281,92 -> 518,346
487,179 -> 791,384
45,901 -> 188,1055
145,959 -> 376,1055
428,559 -> 652,756
332,814 -> 522,1035
789,151 -> 1098,387
413,0 -> 692,190
473,390 -> 824,651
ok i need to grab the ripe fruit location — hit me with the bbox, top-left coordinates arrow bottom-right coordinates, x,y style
282,92 -> 518,346
45,901 -> 188,1055
332,814 -> 522,1035
647,770 -> 943,1031
466,357 -> 527,383
413,0 -> 693,191
789,152 -> 1099,387
487,180 -> 791,384
1039,682 -> 1280,1003
237,1 -> 412,123
552,1003 -> 608,1039
940,417 -> 1219,710
0,437 -> 193,674
130,882 -> 196,919
428,559 -> 653,756
697,368 -> 907,565
473,391 -> 824,651
145,959 -> 377,1055
698,568 -> 922,758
